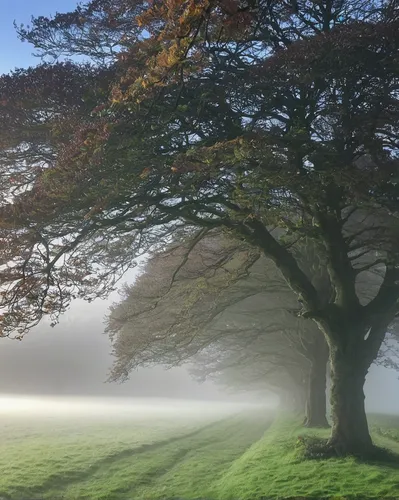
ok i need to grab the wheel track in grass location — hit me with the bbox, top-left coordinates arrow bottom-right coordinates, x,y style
2,413 -> 250,500
96,440 -> 206,499
113,412 -> 274,500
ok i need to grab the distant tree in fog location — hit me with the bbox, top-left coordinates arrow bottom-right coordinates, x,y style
107,230 -> 330,427
188,319 -> 325,418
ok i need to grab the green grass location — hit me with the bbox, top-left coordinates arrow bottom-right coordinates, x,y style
0,407 -> 271,500
1,406 -> 399,499
217,415 -> 399,500
0,415 -> 206,498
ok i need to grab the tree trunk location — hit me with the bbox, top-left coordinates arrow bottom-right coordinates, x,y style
304,340 -> 329,428
328,345 -> 372,455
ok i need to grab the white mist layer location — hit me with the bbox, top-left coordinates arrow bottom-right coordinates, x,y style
0,395 -> 271,419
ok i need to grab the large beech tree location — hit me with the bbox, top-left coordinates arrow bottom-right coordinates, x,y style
0,0 -> 398,454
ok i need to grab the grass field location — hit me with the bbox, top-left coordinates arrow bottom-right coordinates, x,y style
1,397 -> 399,499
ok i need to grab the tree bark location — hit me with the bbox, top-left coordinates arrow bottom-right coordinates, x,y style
304,338 -> 329,428
328,345 -> 372,454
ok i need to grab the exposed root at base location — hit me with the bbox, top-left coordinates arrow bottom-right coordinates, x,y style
297,435 -> 399,463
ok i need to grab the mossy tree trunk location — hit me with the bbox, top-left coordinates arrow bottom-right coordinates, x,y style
321,319 -> 390,455
328,342 -> 372,454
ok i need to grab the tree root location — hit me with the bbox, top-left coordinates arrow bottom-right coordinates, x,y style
297,435 -> 399,463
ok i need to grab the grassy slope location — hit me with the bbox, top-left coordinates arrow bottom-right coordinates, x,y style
217,416 -> 399,499
1,410 -> 399,499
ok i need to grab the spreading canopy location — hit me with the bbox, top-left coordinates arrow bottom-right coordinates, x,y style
0,1 -> 399,342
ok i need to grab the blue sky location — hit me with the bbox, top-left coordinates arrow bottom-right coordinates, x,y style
0,0 -> 79,73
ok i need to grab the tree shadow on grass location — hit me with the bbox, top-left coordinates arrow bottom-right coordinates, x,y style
296,435 -> 399,468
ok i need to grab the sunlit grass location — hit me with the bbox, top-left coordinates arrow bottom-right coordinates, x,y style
0,414 -> 212,499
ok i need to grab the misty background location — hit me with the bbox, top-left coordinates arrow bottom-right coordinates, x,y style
0,266 -> 397,412
0,0 -> 398,413
0,270 -> 234,401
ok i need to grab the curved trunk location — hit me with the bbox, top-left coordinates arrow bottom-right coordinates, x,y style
304,338 -> 329,428
328,345 -> 372,454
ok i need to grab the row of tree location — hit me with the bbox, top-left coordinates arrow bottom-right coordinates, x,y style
0,0 -> 398,455
107,230 -> 331,427
106,229 -> 398,429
